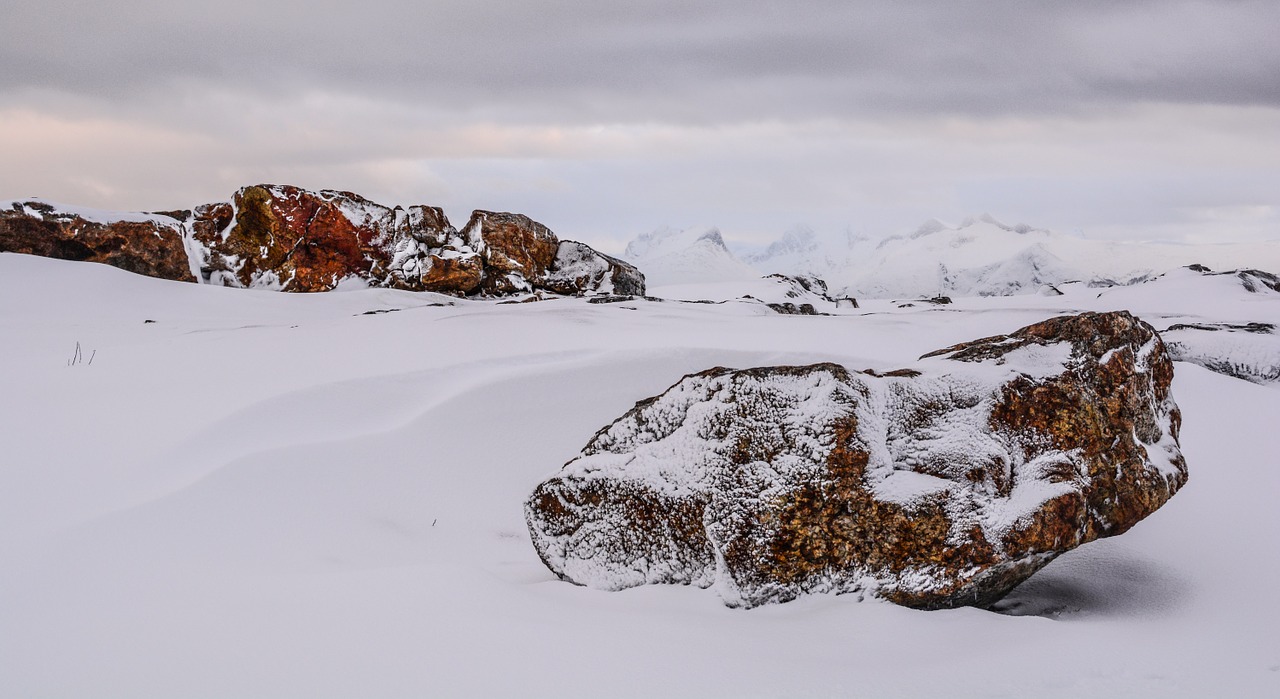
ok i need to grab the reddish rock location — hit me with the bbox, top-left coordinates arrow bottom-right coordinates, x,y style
461,211 -> 560,295
419,252 -> 484,295
189,185 -> 406,291
3,185 -> 644,298
525,311 -> 1187,609
1,200 -> 191,281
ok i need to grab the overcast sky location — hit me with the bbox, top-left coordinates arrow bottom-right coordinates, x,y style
3,0 -> 1278,251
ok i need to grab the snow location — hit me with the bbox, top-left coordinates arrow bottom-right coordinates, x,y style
2,251 -> 1279,697
1,198 -> 186,227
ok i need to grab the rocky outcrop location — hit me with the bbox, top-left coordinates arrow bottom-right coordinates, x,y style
1227,269 -> 1280,294
1,201 -> 191,281
766,302 -> 821,315
541,241 -> 646,297
1162,321 -> 1280,384
1,185 -> 642,297
526,311 -> 1187,609
1179,265 -> 1280,295
765,273 -> 831,300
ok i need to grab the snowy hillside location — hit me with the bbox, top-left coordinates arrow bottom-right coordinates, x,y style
622,225 -> 759,286
2,251 -> 1279,697
629,215 -> 1280,299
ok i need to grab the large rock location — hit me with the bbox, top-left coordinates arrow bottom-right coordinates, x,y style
188,185 -> 457,292
1,200 -> 191,281
463,211 -> 560,295
2,185 -> 643,297
525,311 -> 1187,609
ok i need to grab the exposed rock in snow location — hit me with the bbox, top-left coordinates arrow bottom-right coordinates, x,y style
541,241 -> 645,297
0,200 -> 191,282
526,311 -> 1187,609
1162,321 -> 1280,384
2,186 -> 640,297
464,211 -> 560,295
1225,269 -> 1280,294
766,302 -> 822,315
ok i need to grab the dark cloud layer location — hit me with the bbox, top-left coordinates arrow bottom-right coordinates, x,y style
6,1 -> 1279,119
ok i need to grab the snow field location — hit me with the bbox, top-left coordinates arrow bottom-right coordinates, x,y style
1,253 -> 1278,697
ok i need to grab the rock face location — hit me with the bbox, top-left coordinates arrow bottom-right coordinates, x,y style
188,185 -> 459,292
541,241 -> 646,297
526,311 -> 1187,609
1,201 -> 191,281
2,185 -> 642,297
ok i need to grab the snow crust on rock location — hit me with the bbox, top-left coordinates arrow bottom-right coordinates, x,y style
542,241 -> 617,294
1,198 -> 185,226
528,312 -> 1185,608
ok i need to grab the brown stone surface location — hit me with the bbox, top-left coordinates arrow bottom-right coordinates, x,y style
1,201 -> 191,281
189,185 -> 399,291
419,253 -> 484,295
461,211 -> 560,295
525,311 -> 1187,609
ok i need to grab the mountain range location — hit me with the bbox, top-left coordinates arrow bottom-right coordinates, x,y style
623,214 -> 1280,298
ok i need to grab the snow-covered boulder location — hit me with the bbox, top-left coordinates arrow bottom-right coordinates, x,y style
741,274 -> 837,314
540,241 -> 646,297
525,311 -> 1187,609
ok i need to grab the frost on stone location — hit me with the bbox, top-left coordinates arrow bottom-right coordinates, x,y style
526,311 -> 1188,609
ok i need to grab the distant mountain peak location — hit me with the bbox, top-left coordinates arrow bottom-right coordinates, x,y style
957,213 -> 1043,235
695,228 -> 727,249
911,218 -> 950,238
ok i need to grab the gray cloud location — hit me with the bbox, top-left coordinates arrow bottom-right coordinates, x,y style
2,1 -> 1278,246
6,1 -> 1280,118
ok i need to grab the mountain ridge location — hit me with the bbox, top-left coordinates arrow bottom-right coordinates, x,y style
625,214 -> 1280,298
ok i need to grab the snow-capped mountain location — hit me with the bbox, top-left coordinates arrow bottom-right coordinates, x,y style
628,214 -> 1280,299
734,225 -> 873,281
621,224 -> 759,287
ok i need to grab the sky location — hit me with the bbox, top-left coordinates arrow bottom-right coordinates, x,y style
2,0 -> 1279,252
